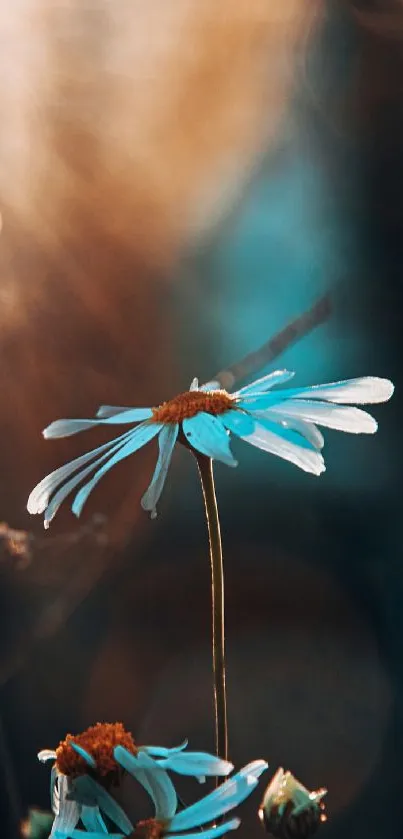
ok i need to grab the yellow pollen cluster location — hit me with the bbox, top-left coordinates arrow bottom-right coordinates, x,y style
152,389 -> 234,424
132,819 -> 167,839
55,721 -> 137,778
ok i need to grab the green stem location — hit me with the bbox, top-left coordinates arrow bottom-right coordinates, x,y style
195,453 -> 228,763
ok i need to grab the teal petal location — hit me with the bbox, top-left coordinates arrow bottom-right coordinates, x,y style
38,749 -> 57,762
227,412 -> 322,451
80,806 -> 108,832
241,760 -> 268,780
155,752 -> 233,779
227,415 -> 325,475
182,413 -> 237,467
96,405 -> 134,418
235,370 -> 295,396
267,416 -> 324,450
189,377 -> 222,393
71,422 -> 162,518
114,747 -> 177,821
71,776 -> 133,834
96,407 -> 153,420
141,423 -> 179,518
199,381 -> 221,392
96,408 -> 153,424
27,428 -> 135,516
220,410 -> 255,436
141,741 -> 188,759
42,428 -> 138,527
70,743 -> 96,768
236,394 -> 284,411
43,409 -> 152,439
276,376 -> 394,404
261,400 -> 377,434
169,762 -> 267,831
50,766 -> 57,811
51,775 -> 80,837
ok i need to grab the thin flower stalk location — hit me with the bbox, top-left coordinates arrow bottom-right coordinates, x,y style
196,454 -> 228,765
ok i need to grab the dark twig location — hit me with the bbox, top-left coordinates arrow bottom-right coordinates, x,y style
214,293 -> 332,391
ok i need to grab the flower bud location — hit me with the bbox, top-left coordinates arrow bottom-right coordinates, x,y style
258,768 -> 327,838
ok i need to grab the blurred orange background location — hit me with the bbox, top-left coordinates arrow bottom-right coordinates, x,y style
0,3 -> 402,838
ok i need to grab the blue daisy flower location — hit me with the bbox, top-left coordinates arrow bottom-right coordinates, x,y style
27,371 -> 394,527
38,725 -> 235,839
39,733 -> 267,839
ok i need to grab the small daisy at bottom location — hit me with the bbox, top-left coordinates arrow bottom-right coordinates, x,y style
39,721 -> 267,838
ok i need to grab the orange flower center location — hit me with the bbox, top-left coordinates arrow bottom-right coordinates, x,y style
131,819 -> 167,839
152,389 -> 234,424
55,722 -> 137,779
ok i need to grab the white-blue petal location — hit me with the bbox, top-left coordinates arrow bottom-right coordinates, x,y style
96,406 -> 153,420
71,422 -> 162,518
95,409 -> 153,424
141,423 -> 179,518
279,376 -> 394,404
38,749 -> 57,762
43,410 -> 152,439
51,768 -> 59,814
70,743 -> 96,768
114,747 -> 177,821
141,741 -> 188,759
199,381 -> 222,392
114,746 -> 153,794
96,405 -> 133,418
234,370 -> 295,397
155,752 -> 233,779
232,416 -> 325,475
169,769 -> 262,831
262,400 -> 378,434
220,410 -> 255,436
71,776 -> 133,834
50,766 -> 58,812
265,416 -> 324,450
182,414 -> 237,467
81,806 -> 108,833
51,775 -> 80,838
27,428 -> 135,516
236,394 -> 284,411
230,412 -> 315,451
42,428 -> 139,527
241,760 -> 268,780
167,817 -> 240,839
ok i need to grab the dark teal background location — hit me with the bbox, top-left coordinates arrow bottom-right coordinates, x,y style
0,3 -> 402,838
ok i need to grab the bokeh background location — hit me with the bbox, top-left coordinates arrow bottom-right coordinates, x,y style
0,1 -> 402,837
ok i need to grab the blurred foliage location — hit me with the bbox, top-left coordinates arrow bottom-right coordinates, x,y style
20,809 -> 53,839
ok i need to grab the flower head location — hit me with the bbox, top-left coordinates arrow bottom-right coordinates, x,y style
27,371 -> 394,527
54,722 -> 137,783
39,723 -> 267,839
39,723 -> 235,837
258,768 -> 327,838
